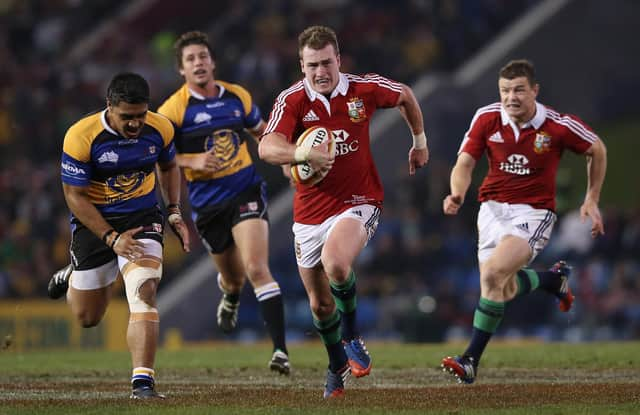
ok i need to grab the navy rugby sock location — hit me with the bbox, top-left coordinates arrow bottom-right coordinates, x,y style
255,282 -> 288,355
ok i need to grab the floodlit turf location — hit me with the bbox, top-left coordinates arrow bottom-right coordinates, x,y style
1,341 -> 639,414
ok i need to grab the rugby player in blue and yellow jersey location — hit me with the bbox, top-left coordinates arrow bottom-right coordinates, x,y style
157,31 -> 289,374
50,72 -> 190,399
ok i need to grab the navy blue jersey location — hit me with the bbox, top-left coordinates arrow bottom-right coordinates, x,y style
158,81 -> 262,210
61,109 -> 175,214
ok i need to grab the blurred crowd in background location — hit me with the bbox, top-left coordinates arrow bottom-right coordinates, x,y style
1,0 -> 638,342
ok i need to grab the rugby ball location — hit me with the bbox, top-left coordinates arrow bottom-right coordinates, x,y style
290,125 -> 335,185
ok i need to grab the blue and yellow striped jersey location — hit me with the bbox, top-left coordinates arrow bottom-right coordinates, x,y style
157,81 -> 262,210
60,109 -> 175,214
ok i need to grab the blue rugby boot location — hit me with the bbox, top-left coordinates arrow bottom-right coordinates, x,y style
549,261 -> 574,312
323,364 -> 351,399
441,355 -> 477,384
343,337 -> 372,377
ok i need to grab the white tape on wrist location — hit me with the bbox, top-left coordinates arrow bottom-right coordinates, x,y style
168,213 -> 182,225
294,146 -> 311,163
412,132 -> 427,149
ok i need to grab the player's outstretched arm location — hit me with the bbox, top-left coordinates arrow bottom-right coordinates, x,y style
581,138 -> 607,237
443,152 -> 476,215
156,159 -> 190,252
396,83 -> 429,174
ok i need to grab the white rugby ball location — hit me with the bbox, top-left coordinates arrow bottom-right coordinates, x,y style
290,125 -> 335,185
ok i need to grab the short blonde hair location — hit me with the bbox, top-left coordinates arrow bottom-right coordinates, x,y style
298,25 -> 339,57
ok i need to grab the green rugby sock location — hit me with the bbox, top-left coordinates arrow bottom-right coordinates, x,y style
313,310 -> 347,372
313,310 -> 341,346
330,270 -> 357,340
465,298 -> 505,363
514,268 -> 540,298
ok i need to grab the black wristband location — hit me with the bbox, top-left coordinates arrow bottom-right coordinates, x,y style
110,233 -> 121,249
102,229 -> 116,244
167,203 -> 180,210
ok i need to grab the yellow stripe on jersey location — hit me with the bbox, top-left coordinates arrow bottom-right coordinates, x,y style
217,81 -> 253,115
63,112 -> 104,162
145,111 -> 175,148
157,85 -> 190,128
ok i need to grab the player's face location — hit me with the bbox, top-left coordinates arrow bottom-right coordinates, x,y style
180,44 -> 215,88
300,44 -> 341,95
106,101 -> 148,139
499,76 -> 539,124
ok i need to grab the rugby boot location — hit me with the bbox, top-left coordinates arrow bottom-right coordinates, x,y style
323,364 -> 351,399
441,355 -> 477,384
217,296 -> 239,333
130,385 -> 166,399
269,350 -> 291,375
47,264 -> 72,299
343,337 -> 371,377
549,261 -> 574,312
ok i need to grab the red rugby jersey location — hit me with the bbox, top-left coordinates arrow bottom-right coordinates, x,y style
459,102 -> 598,211
264,73 -> 402,224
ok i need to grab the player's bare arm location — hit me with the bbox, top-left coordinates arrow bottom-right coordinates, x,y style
248,120 -> 267,143
396,83 -> 429,174
443,152 -> 476,215
156,159 -> 190,252
175,149 -> 221,173
62,183 -> 145,259
259,131 -> 334,172
581,138 -> 607,237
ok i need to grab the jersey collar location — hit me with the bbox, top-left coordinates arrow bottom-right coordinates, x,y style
500,102 -> 547,141
500,101 -> 547,129
303,72 -> 349,101
188,82 -> 225,100
101,109 -> 118,136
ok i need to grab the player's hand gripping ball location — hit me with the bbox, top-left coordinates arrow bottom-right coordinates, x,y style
290,125 -> 335,185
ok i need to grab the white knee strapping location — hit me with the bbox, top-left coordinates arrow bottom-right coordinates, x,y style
123,263 -> 162,314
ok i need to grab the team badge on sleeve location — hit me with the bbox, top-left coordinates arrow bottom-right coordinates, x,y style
347,97 -> 367,123
533,132 -> 552,154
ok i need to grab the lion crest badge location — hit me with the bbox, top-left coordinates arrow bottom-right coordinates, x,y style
533,131 -> 552,154
347,97 -> 367,123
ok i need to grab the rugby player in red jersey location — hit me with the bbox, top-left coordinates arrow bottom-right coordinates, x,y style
441,59 -> 607,384
259,25 -> 429,398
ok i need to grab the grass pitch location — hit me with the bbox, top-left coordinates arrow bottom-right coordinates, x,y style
1,341 -> 639,414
